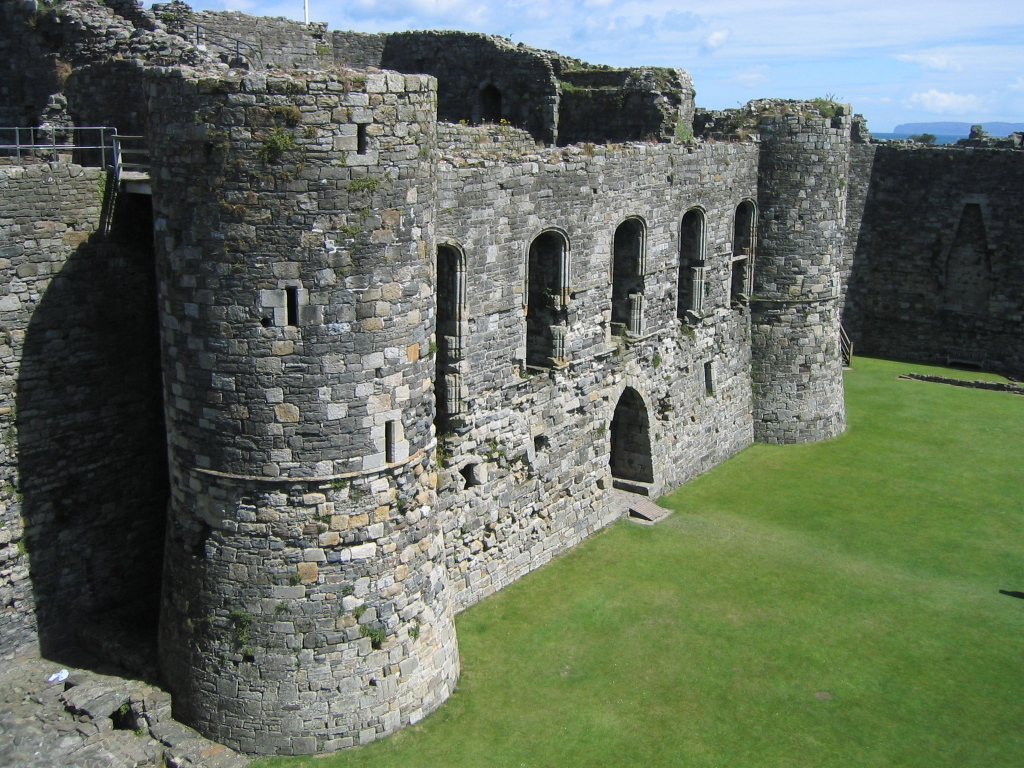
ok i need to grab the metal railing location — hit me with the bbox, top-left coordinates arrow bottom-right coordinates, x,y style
0,126 -> 149,180
840,324 -> 854,367
191,23 -> 264,69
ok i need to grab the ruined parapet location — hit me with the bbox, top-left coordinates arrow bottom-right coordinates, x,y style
155,5 -> 333,70
556,66 -> 694,145
379,31 -> 560,145
751,106 -> 851,443
149,66 -> 458,755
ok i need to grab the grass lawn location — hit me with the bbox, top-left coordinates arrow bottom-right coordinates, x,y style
258,357 -> 1024,768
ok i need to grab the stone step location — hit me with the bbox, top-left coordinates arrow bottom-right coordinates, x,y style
626,496 -> 674,525
612,478 -> 652,496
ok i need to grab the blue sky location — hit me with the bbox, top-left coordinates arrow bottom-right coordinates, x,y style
166,0 -> 1024,132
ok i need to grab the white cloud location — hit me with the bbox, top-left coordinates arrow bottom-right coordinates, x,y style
907,89 -> 983,115
734,66 -> 768,88
895,52 -> 962,71
705,29 -> 729,49
1008,78 -> 1024,92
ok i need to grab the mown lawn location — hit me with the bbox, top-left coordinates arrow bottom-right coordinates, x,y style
259,357 -> 1024,768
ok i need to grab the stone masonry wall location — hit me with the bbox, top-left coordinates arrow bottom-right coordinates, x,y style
0,162 -> 168,659
843,144 -> 1024,375
752,112 -> 849,443
433,132 -> 758,609
148,65 -> 459,755
380,32 -> 559,145
557,68 -> 694,146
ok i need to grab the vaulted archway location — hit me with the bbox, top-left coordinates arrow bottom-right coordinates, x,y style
610,387 -> 653,485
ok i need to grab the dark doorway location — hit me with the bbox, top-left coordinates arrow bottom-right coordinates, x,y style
610,387 -> 654,484
526,231 -> 568,367
480,84 -> 502,124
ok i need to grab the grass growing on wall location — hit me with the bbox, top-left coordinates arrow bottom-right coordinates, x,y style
258,357 -> 1024,768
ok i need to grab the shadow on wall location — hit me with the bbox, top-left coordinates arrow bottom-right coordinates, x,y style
16,191 -> 169,664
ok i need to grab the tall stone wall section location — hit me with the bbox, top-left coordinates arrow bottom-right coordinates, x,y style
148,66 -> 458,755
379,32 -> 559,145
752,113 -> 849,443
556,68 -> 694,146
433,133 -> 758,609
0,163 -> 168,659
842,144 -> 1024,375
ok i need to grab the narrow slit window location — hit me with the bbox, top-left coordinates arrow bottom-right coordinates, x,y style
285,286 -> 299,327
357,123 -> 368,155
385,420 -> 397,464
704,361 -> 716,396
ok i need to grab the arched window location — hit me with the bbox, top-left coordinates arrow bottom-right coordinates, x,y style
526,230 -> 569,367
731,200 -> 756,305
480,84 -> 502,124
678,208 -> 706,319
612,218 -> 646,336
435,244 -> 467,429
610,387 -> 653,485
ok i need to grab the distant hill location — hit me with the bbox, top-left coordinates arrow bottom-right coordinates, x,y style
892,122 -> 1024,137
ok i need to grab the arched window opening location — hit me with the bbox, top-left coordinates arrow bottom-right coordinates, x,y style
610,387 -> 654,486
678,208 -> 706,319
480,84 -> 502,124
943,203 -> 991,316
612,218 -> 646,336
731,200 -> 756,306
526,231 -> 569,368
435,244 -> 467,431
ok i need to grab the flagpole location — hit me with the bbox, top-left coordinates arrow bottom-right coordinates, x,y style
304,0 -> 309,24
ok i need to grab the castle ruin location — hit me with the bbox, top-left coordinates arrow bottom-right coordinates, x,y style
1,0 -> 1022,756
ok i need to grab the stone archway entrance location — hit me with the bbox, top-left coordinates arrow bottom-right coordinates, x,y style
610,387 -> 653,487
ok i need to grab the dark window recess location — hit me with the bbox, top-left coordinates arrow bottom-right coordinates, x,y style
385,420 -> 397,464
357,123 -> 368,155
285,286 -> 299,327
704,361 -> 716,396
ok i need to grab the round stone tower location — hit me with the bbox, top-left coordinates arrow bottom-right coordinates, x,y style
750,107 -> 850,443
147,66 -> 458,755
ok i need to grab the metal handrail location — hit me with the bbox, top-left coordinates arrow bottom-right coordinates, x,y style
0,126 -> 149,180
192,23 -> 263,68
840,324 -> 854,366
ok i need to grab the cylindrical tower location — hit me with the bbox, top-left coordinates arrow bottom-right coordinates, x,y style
751,108 -> 850,443
148,66 -> 458,755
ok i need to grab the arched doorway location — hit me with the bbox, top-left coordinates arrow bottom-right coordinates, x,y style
610,387 -> 653,485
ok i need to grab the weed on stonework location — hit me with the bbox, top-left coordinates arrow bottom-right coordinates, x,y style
254,357 -> 1024,768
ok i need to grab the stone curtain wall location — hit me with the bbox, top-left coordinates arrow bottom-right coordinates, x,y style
752,113 -> 850,443
0,163 -> 168,659
433,134 -> 758,609
148,66 -> 459,755
380,32 -> 559,145
172,9 -> 333,70
331,31 -> 389,69
843,144 -> 1024,375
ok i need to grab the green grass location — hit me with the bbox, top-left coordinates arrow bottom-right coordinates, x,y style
259,357 -> 1024,768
